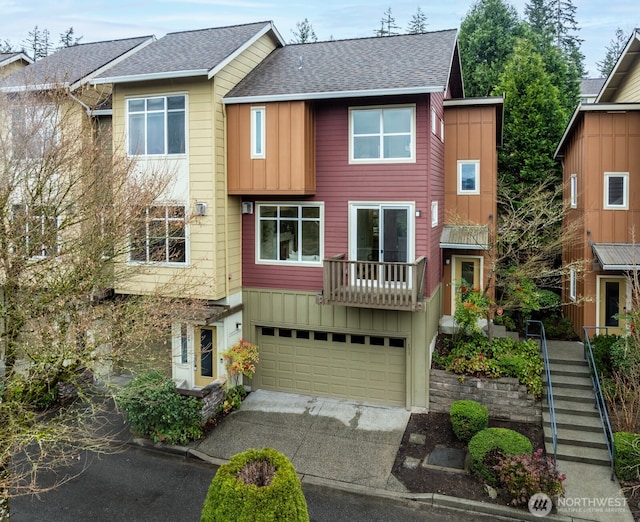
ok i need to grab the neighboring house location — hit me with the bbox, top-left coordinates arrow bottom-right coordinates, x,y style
0,52 -> 33,78
92,22 -> 286,390
579,77 -> 606,104
556,28 -> 640,336
223,30 -> 502,410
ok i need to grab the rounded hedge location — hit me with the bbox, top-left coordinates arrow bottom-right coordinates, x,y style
614,431 -> 640,482
201,447 -> 309,522
468,428 -> 533,485
450,400 -> 489,442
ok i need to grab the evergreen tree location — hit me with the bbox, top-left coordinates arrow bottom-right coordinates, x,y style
596,28 -> 630,77
23,25 -> 52,60
375,7 -> 400,37
0,40 -> 13,53
291,19 -> 317,44
407,7 -> 428,34
458,0 -> 522,97
494,38 -> 566,188
58,27 -> 82,49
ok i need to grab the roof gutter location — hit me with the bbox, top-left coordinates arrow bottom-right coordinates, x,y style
223,85 -> 444,104
92,69 -> 208,85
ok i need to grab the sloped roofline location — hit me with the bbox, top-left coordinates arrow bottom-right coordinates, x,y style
596,28 -> 640,103
92,22 -> 285,84
0,52 -> 33,67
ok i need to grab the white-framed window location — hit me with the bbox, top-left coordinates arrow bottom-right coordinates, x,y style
12,204 -> 61,258
349,105 -> 415,163
130,204 -> 187,264
257,203 -> 323,265
440,118 -> 445,143
570,174 -> 577,208
11,105 -> 59,159
251,106 -> 265,159
431,200 -> 438,227
127,94 -> 186,156
431,108 -> 437,135
604,172 -> 628,209
180,323 -> 189,364
569,267 -> 577,301
457,160 -> 480,194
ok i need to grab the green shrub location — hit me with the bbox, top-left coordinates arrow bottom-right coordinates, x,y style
468,428 -> 533,485
589,334 -> 620,378
613,432 -> 640,482
201,448 -> 309,522
542,316 -> 579,340
116,371 -> 202,445
494,448 -> 566,505
216,385 -> 247,415
450,400 -> 489,442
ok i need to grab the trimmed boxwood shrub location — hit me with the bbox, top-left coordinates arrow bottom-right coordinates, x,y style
450,400 -> 489,442
614,432 -> 640,482
201,448 -> 309,522
468,428 -> 533,485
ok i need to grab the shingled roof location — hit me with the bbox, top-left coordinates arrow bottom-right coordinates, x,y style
224,29 -> 462,102
1,36 -> 153,92
93,22 -> 284,84
0,52 -> 33,68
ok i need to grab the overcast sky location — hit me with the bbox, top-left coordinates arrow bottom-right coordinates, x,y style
1,0 -> 638,77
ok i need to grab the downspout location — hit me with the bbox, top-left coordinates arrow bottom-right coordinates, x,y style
220,82 -> 231,300
68,91 -> 92,116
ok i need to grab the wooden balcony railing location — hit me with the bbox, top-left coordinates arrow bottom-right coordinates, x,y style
318,255 -> 427,311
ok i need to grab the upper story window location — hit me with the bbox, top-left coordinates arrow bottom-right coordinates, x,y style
604,172 -> 628,209
11,105 -> 58,159
570,174 -> 577,208
431,108 -> 437,135
251,107 -> 265,158
431,200 -> 438,228
350,105 -> 415,163
440,118 -> 445,143
457,160 -> 480,195
12,204 -> 60,258
130,204 -> 187,264
127,95 -> 186,156
257,203 -> 323,265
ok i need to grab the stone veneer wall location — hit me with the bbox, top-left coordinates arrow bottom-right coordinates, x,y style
429,369 -> 541,423
178,379 -> 226,422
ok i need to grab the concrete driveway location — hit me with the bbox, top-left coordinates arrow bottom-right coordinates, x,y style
193,389 -> 411,490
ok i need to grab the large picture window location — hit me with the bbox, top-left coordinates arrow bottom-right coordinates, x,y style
350,105 -> 415,162
604,172 -> 628,209
130,205 -> 187,264
257,204 -> 322,265
127,95 -> 186,156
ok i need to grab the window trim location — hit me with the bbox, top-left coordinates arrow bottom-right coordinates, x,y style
12,203 -> 62,259
570,173 -> 577,208
128,203 -> 188,266
251,106 -> 266,159
457,160 -> 480,195
440,118 -> 445,143
569,267 -> 577,301
255,202 -> 324,267
431,200 -> 438,228
431,107 -> 437,136
349,104 -> 416,164
604,172 -> 628,210
126,93 -> 187,157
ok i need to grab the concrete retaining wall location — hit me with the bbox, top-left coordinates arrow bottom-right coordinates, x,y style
429,369 -> 541,423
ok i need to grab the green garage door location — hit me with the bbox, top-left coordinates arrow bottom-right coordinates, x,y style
255,327 -> 406,407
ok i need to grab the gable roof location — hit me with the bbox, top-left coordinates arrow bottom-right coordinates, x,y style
223,29 -> 462,103
93,22 -> 285,84
580,77 -> 605,98
1,36 -> 153,92
0,52 -> 33,68
597,28 -> 640,103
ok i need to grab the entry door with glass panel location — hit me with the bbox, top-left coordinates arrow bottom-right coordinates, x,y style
195,327 -> 216,387
598,277 -> 627,335
452,256 -> 481,312
350,205 -> 412,285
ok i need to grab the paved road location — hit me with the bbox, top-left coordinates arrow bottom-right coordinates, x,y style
11,446 -> 503,522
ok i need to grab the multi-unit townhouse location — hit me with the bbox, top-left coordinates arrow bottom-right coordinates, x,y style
91,22 -> 286,390
556,28 -> 640,336
223,30 -> 502,410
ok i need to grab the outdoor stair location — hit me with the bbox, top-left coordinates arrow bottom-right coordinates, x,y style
542,341 -> 611,467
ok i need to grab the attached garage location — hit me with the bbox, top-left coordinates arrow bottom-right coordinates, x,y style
254,326 -> 406,407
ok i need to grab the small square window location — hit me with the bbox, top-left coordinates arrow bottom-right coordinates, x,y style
604,172 -> 628,209
458,160 -> 480,195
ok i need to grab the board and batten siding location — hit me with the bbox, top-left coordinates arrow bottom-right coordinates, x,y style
428,92 -> 445,298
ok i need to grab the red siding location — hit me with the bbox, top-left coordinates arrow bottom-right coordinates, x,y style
242,95 -> 443,296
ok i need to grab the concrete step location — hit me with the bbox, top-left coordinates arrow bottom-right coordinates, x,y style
545,427 -> 608,450
548,441 -> 611,467
548,362 -> 590,377
544,373 -> 593,390
545,398 -> 599,416
545,386 -> 596,403
543,411 -> 604,433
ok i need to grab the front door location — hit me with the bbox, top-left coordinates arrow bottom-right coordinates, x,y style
451,256 -> 481,313
350,204 -> 412,285
598,277 -> 627,335
195,327 -> 216,387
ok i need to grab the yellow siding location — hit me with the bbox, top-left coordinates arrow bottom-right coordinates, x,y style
612,57 -> 640,102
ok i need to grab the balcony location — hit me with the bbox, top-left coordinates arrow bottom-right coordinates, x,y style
318,255 -> 427,312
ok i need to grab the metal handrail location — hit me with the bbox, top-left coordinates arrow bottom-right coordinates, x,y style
582,326 -> 615,480
526,320 -> 558,465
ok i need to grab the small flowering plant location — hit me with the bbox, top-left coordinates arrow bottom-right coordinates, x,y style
454,280 -> 491,336
494,448 -> 566,506
221,339 -> 259,388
